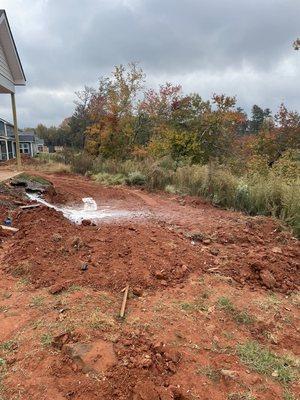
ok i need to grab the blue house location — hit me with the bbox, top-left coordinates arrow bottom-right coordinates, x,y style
0,117 -> 44,161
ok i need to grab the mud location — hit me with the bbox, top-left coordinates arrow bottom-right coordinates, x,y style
0,172 -> 299,400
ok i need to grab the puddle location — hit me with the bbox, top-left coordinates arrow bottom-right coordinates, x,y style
26,193 -> 149,224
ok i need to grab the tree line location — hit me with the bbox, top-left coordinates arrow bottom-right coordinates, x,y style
34,63 -> 300,166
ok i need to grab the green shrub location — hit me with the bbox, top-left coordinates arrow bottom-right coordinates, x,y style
93,172 -> 126,185
71,153 -> 94,174
125,171 -> 147,186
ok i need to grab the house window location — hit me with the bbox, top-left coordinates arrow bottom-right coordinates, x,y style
0,121 -> 5,136
20,143 -> 30,154
6,125 -> 14,137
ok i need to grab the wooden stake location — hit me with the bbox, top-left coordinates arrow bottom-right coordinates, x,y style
120,285 -> 129,318
0,225 -> 19,232
20,204 -> 41,210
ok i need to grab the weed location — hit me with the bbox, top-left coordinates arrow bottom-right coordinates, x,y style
67,285 -> 82,293
40,333 -> 53,347
32,319 -> 45,330
0,340 -> 17,352
233,310 -> 254,325
223,331 -> 234,340
196,366 -> 220,382
88,309 -> 115,330
125,171 -> 146,186
30,296 -> 44,308
93,172 -> 126,186
256,293 -> 281,311
16,277 -> 30,288
17,173 -> 51,186
228,393 -> 256,400
217,297 -> 254,325
237,341 -> 298,384
177,297 -> 208,313
217,297 -> 235,312
283,390 -> 297,400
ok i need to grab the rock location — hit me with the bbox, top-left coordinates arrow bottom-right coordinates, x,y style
260,270 -> 276,289
69,236 -> 84,249
52,332 -> 70,349
49,283 -> 65,295
62,340 -> 117,374
203,239 -> 211,245
210,247 -> 220,256
81,219 -> 92,226
271,247 -> 282,254
220,369 -> 237,379
52,233 -> 62,243
164,348 -> 181,363
139,354 -> 153,368
154,270 -> 166,280
81,263 -> 88,271
132,286 -> 143,297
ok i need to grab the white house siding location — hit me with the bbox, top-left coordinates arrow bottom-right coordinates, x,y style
0,40 -> 13,82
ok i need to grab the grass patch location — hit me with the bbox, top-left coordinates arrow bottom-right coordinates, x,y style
0,340 -> 17,353
17,173 -> 51,186
67,284 -> 82,293
217,296 -> 235,312
177,297 -> 208,313
30,296 -> 44,308
93,172 -> 126,186
40,333 -> 53,347
228,393 -> 256,400
283,390 -> 297,400
237,341 -> 298,384
217,297 -> 254,325
196,366 -> 220,382
88,309 -> 115,330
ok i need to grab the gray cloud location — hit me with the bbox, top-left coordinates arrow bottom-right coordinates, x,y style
1,0 -> 299,127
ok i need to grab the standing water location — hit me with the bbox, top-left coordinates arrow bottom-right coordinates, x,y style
26,193 -> 148,224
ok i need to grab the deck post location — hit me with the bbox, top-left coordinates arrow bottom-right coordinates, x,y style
11,93 -> 21,170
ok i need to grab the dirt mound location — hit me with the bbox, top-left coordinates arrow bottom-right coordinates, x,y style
48,332 -> 185,400
4,206 -> 205,292
2,192 -> 299,294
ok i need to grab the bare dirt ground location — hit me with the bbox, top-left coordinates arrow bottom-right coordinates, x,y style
0,172 -> 299,400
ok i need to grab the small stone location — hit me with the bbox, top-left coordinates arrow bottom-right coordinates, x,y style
271,247 -> 282,254
203,239 -> 212,245
164,348 -> 181,363
132,287 -> 143,297
52,233 -> 62,242
210,248 -> 220,256
220,369 -> 237,379
154,270 -> 166,280
81,263 -> 88,271
49,283 -> 65,295
82,219 -> 92,226
260,269 -> 276,289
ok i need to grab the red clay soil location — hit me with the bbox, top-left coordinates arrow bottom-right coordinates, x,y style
3,173 -> 299,295
0,172 -> 299,400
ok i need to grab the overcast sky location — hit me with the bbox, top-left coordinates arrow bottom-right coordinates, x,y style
1,0 -> 299,127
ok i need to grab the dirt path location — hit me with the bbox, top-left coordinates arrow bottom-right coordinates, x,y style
0,172 -> 299,400
0,170 -> 21,182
